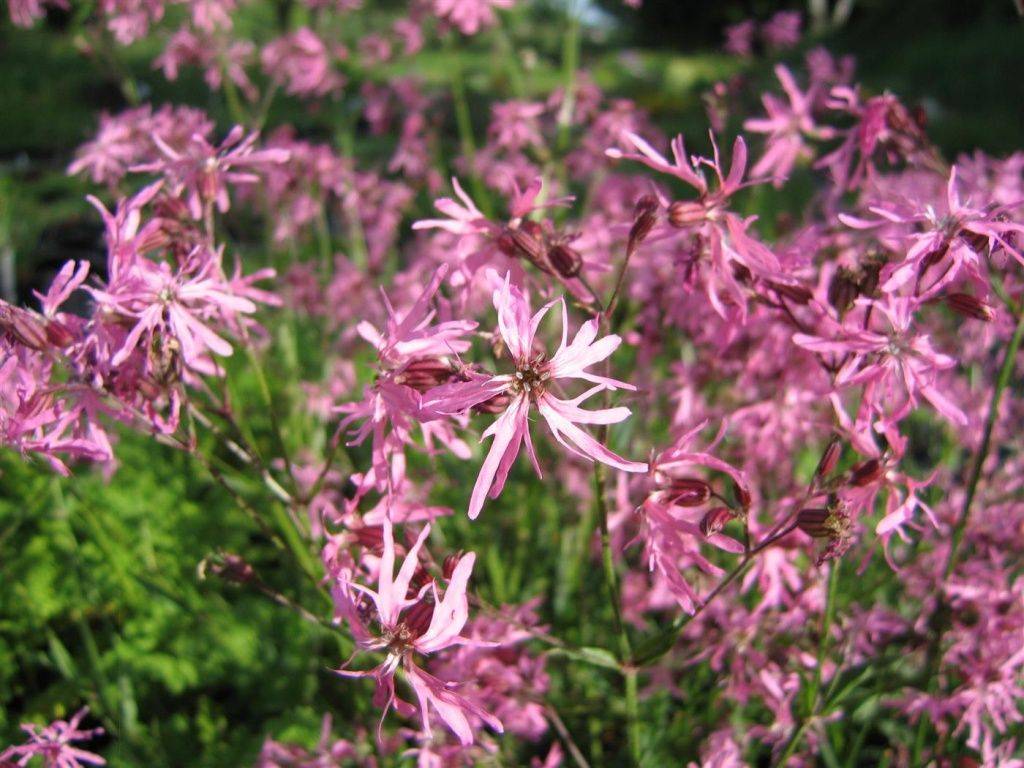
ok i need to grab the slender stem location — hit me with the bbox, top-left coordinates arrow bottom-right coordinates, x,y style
592,462 -> 631,661
776,561 -> 841,765
546,706 -> 592,768
913,306 -> 1024,759
942,307 -> 1024,580
624,666 -> 642,765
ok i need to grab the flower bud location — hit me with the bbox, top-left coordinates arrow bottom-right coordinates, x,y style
211,553 -> 255,584
945,293 -> 994,322
0,304 -> 49,350
732,479 -> 752,509
408,565 -> 433,595
629,194 -> 659,247
796,508 -> 830,538
770,281 -> 813,305
398,357 -> 454,392
668,200 -> 707,228
962,230 -> 990,254
354,525 -> 384,550
814,437 -> 842,481
403,598 -> 435,638
700,506 -> 735,537
849,458 -> 883,487
827,267 -> 859,315
859,254 -> 885,297
44,320 -> 76,348
473,392 -> 512,414
547,243 -> 583,278
442,551 -> 464,580
666,477 -> 712,507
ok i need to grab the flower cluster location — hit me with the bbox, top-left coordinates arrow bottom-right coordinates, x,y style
4,2 -> 1024,766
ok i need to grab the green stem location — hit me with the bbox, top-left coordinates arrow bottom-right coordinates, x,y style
448,48 -> 494,218
913,306 -> 1024,760
942,308 -> 1024,580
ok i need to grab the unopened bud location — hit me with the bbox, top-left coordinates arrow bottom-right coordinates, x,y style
796,508 -> 830,538
354,525 -> 384,551
474,392 -> 512,414
402,597 -> 435,637
547,243 -> 583,278
814,437 -> 842,481
732,479 -> 752,509
859,255 -> 885,297
0,304 -> 49,350
962,230 -> 990,254
770,281 -> 813,305
945,293 -> 994,322
828,267 -> 859,315
442,552 -> 464,580
666,477 -> 712,507
408,565 -> 433,596
44,320 -> 76,348
700,506 -> 735,537
629,194 -> 659,247
211,553 -> 255,584
398,357 -> 454,392
668,200 -> 707,229
849,458 -> 883,487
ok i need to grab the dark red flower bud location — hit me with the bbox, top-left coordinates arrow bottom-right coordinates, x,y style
796,508 -> 830,538
547,243 -> 583,278
665,477 -> 712,507
0,304 -> 49,350
962,230 -> 990,254
859,255 -> 886,297
473,392 -> 512,414
629,195 -> 659,247
732,479 -> 752,509
402,598 -> 435,638
408,565 -> 433,597
828,267 -> 860,315
700,507 -> 735,537
668,200 -> 707,228
398,357 -> 454,392
354,525 -> 384,551
442,552 -> 464,580
770,281 -> 813,305
814,437 -> 842,481
849,458 -> 883,487
945,293 -> 994,322
44,320 -> 76,348
211,553 -> 255,584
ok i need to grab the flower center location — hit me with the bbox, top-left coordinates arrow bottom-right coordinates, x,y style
510,358 -> 549,399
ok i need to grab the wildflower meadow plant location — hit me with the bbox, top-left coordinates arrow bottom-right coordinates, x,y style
3,2 -> 1024,766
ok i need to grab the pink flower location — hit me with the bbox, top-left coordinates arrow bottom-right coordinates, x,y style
433,0 -> 515,35
261,28 -> 343,98
133,126 -> 289,220
421,274 -> 646,519
0,707 -> 105,768
793,296 -> 967,425
744,65 -> 835,185
336,264 -> 475,489
333,519 -> 502,745
839,166 -> 1024,296
7,0 -> 67,27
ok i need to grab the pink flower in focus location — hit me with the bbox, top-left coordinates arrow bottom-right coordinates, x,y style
0,708 -> 105,768
333,519 -> 502,745
421,274 -> 646,519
